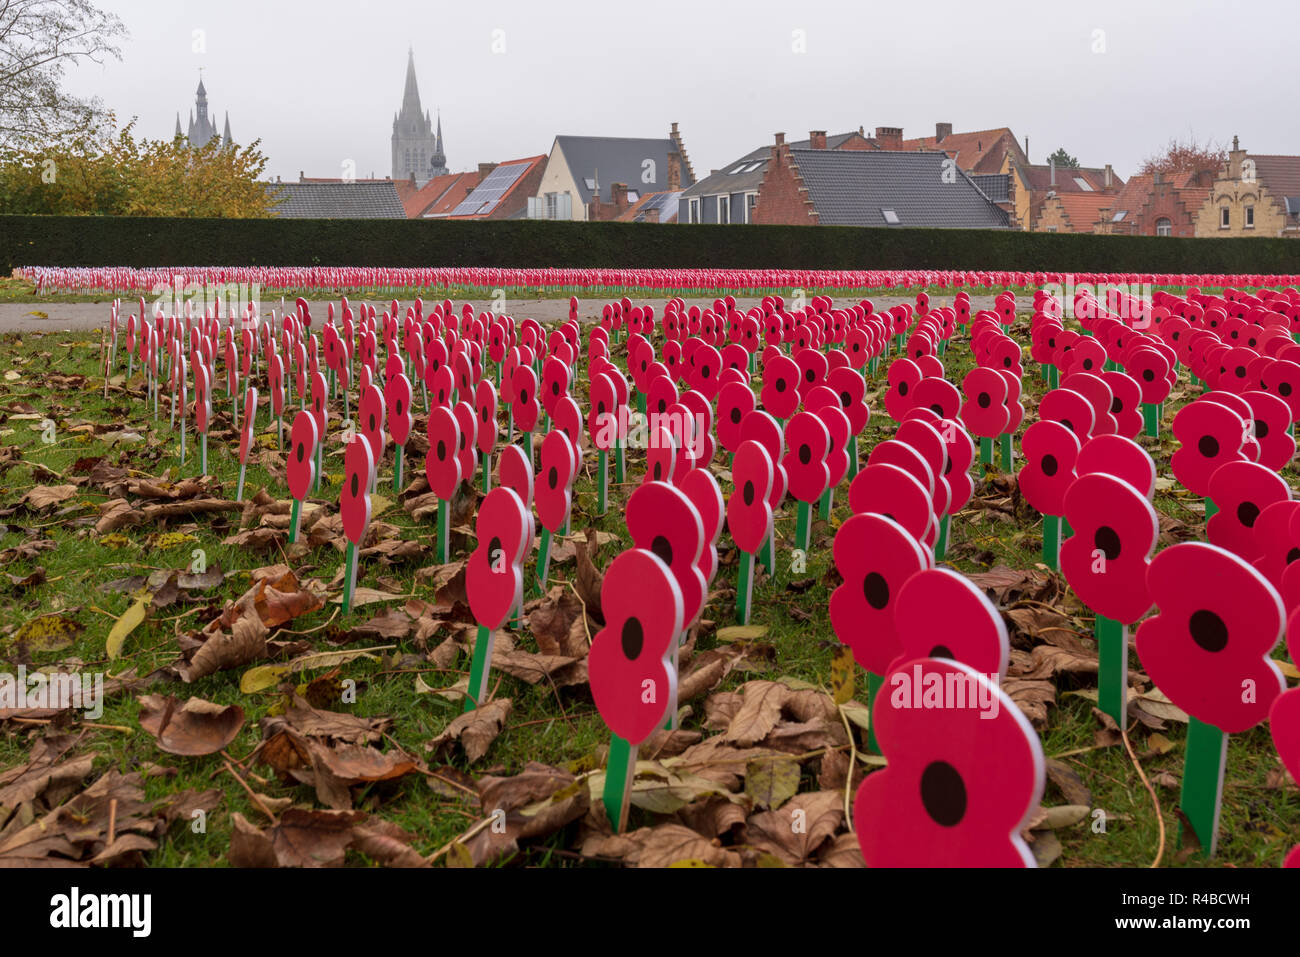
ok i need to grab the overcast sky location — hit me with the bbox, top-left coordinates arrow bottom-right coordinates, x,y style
64,0 -> 1297,183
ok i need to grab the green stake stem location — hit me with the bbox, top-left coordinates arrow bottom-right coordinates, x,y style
736,550 -> 754,624
1042,514 -> 1060,570
393,444 -> 404,493
1062,516 -> 1073,539
998,432 -> 1013,470
615,440 -> 626,483
464,624 -> 494,713
1181,716 -> 1227,857
288,498 -> 302,543
525,429 -> 534,466
818,487 -> 833,521
436,497 -> 450,563
795,500 -> 812,552
602,735 -> 637,833
1048,364 -> 1060,389
179,420 -> 186,465
1143,403 -> 1159,438
597,450 -> 608,514
236,463 -> 247,503
537,527 -> 552,594
200,434 -> 208,477
935,513 -> 950,561
482,451 -> 492,492
865,671 -> 884,754
637,391 -> 647,417
979,435 -> 993,466
342,542 -> 357,615
847,434 -> 860,478
1204,497 -> 1219,520
1096,614 -> 1128,726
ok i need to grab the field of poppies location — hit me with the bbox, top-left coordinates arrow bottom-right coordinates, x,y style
0,266 -> 1297,869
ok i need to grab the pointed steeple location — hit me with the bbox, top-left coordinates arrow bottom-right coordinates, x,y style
222,112 -> 233,147
399,47 -> 423,124
430,110 -> 447,177
175,113 -> 183,138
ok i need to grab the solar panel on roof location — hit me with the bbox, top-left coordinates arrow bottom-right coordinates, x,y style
450,162 -> 530,216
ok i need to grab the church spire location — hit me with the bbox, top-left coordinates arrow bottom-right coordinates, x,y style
399,47 -> 423,123
175,113 -> 183,139
222,112 -> 233,148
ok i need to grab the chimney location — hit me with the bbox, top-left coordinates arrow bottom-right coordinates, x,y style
935,122 -> 952,144
1104,164 -> 1113,188
610,183 -> 630,210
875,127 -> 903,150
809,130 -> 827,150
299,170 -> 305,182
1227,135 -> 1246,180
478,162 -> 497,181
667,152 -> 682,191
644,208 -> 660,224
775,132 -> 786,146
1049,157 -> 1055,187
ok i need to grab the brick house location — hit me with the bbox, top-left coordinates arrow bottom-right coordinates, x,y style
750,133 -> 1009,228
1194,137 -> 1300,238
902,124 -> 1029,175
442,156 -> 548,220
1004,160 -> 1122,231
1094,171 -> 1212,237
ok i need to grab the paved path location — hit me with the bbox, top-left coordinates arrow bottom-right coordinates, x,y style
0,294 -> 1006,333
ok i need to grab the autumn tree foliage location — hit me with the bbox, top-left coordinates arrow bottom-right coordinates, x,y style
1139,136 -> 1227,176
0,119 -> 279,217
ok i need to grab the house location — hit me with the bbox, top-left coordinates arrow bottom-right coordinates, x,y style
1194,137 -> 1300,238
679,129 -> 878,225
528,124 -> 695,221
266,180 -> 407,218
1034,192 -> 1116,234
1005,160 -> 1122,231
750,133 -> 1010,228
901,123 -> 1028,175
1096,170 -> 1212,238
442,156 -> 548,220
403,170 -> 482,218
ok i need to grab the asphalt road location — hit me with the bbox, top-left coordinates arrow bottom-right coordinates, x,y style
0,293 -> 1007,333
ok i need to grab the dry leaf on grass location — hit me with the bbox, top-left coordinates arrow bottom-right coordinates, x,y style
745,790 -> 844,866
137,695 -> 245,756
425,698 -> 511,763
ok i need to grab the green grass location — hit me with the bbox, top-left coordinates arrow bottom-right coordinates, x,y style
0,314 -> 1295,869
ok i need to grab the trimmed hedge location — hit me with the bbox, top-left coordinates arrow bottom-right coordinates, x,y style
3,214 -> 1300,277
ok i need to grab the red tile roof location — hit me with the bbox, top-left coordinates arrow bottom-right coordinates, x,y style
900,127 -> 1021,173
445,155 -> 547,220
1052,192 -> 1115,231
409,171 -> 481,218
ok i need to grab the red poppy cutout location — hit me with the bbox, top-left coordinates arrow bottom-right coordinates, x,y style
782,412 -> 831,503
510,364 -> 541,434
1060,373 -> 1116,436
1207,459 -> 1291,562
827,366 -> 869,434
1039,387 -> 1096,441
386,372 -> 414,446
740,410 -> 787,509
794,347 -> 829,402
453,401 -> 478,481
1099,370 -> 1143,439
425,407 -> 463,500
854,657 -> 1044,867
475,379 -> 498,457
1061,473 -> 1158,624
541,356 -> 571,417
830,513 -> 931,674
1135,542 -> 1286,733
588,548 -> 683,745
1242,390 -> 1295,471
848,463 -> 934,546
628,481 -> 707,626
727,441 -> 775,557
761,353 -> 800,420
960,367 -> 1010,439
1018,420 -> 1079,516
817,404 -> 852,489
287,410 -> 319,502
647,374 -> 679,420
535,430 -> 576,533
341,436 -> 374,546
466,487 -> 529,631
1171,399 -> 1248,498
238,386 -> 258,466
717,380 -> 756,455
359,383 -> 385,469
890,567 -> 1010,679
680,467 -> 724,586
1269,684 -> 1300,866
886,358 -> 923,424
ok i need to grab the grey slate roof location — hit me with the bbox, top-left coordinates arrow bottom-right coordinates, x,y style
267,181 -> 407,219
789,149 -> 1010,228
554,136 -> 694,205
969,173 -> 1011,203
681,132 -> 862,200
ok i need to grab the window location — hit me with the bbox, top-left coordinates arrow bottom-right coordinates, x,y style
1046,225 -> 1058,233
688,198 -> 700,224
626,191 -> 639,203
744,161 -> 763,173
730,164 -> 748,175
717,195 -> 730,224
1155,217 -> 1172,237
1112,210 -> 1128,223
881,208 -> 899,225
584,178 -> 597,191
1245,205 -> 1255,228
1221,207 -> 1231,229
1073,177 -> 1094,191
745,193 -> 758,223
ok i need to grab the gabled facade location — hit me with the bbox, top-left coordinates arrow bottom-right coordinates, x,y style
1005,158 -> 1121,231
1194,138 -> 1300,238
902,124 -> 1028,175
529,125 -> 694,221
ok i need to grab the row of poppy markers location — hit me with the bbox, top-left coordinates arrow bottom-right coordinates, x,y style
103,283 -> 1300,867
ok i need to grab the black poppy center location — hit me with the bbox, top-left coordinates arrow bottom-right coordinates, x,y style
1094,525 -> 1121,561
920,760 -> 967,827
1041,454 -> 1059,477
350,474 -> 358,497
296,443 -> 305,463
548,466 -> 558,488
898,381 -> 909,397
651,534 -> 673,567
1198,435 -> 1220,458
798,444 -> 811,465
863,572 -> 889,610
437,439 -> 447,460
1237,501 -> 1260,528
1255,420 -> 1269,439
930,644 -> 954,658
977,392 -> 990,409
730,407 -> 742,424
621,617 -> 644,660
1189,609 -> 1228,653
743,480 -> 755,506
